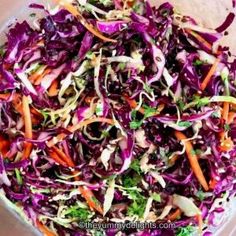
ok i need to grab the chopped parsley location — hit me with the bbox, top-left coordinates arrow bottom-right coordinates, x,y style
30,13 -> 36,17
143,105 -> 156,118
152,193 -> 161,202
176,226 -> 195,236
123,174 -> 141,188
177,99 -> 185,112
130,159 -> 142,174
196,190 -> 205,201
127,190 -> 147,218
178,121 -> 192,128
144,84 -> 154,94
211,112 -> 220,118
101,130 -> 109,137
130,105 -> 156,129
15,169 -> 23,185
130,120 -> 144,129
190,149 -> 202,156
193,59 -> 204,66
224,123 -> 231,132
0,45 -> 5,57
196,97 -> 210,108
65,207 -> 90,221
118,62 -> 126,70
95,105 -> 103,116
86,50 -> 94,59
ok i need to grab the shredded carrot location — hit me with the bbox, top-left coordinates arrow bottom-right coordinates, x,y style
220,138 -> 234,152
48,80 -> 59,97
228,112 -> 235,124
28,66 -> 47,83
185,29 -> 212,51
85,96 -> 93,105
196,214 -> 203,235
126,0 -> 135,8
22,95 -> 33,159
0,93 -> 11,100
124,95 -> 165,115
222,102 -> 230,123
79,185 -> 103,214
51,146 -> 75,167
22,143 -> 33,160
22,96 -> 33,139
73,170 -> 103,214
54,0 -> 117,43
209,178 -> 217,190
200,58 -> 220,91
167,208 -> 182,221
48,149 -> 68,166
36,220 -> 57,236
48,146 -> 103,214
0,135 -> 10,158
46,133 -> 67,148
175,131 -> 209,191
34,68 -> 52,85
12,93 -> 23,114
168,154 -> 179,165
125,96 -> 145,114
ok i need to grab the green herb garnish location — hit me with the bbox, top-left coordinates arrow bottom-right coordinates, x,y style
66,207 -> 90,221
224,123 -> 231,132
176,225 -> 194,236
127,190 -> 147,218
130,159 -> 142,174
196,190 -> 205,201
152,193 -> 161,202
15,169 -> 23,185
178,121 -> 192,128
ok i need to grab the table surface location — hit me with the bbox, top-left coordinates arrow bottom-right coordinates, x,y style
0,0 -> 235,236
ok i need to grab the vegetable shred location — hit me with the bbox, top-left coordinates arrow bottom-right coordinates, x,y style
0,0 -> 236,235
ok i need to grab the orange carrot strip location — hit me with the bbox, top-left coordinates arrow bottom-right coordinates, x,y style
22,143 -> 33,160
79,186 -> 103,214
36,220 -> 57,236
200,58 -> 220,91
209,178 -> 217,190
228,112 -> 235,124
34,68 -> 52,85
28,66 -> 47,83
124,96 -> 165,115
196,214 -> 203,235
125,96 -> 145,114
222,102 -> 230,123
22,96 -> 33,159
46,133 -> 67,148
0,93 -> 11,100
0,135 -> 10,158
48,80 -> 59,97
175,131 -> 209,191
220,138 -> 234,152
168,154 -> 179,166
50,147 -> 103,214
12,93 -> 23,114
167,209 -> 182,221
22,96 -> 33,139
54,0 -> 117,43
48,150 -> 68,166
185,29 -> 212,51
51,146 -> 75,167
